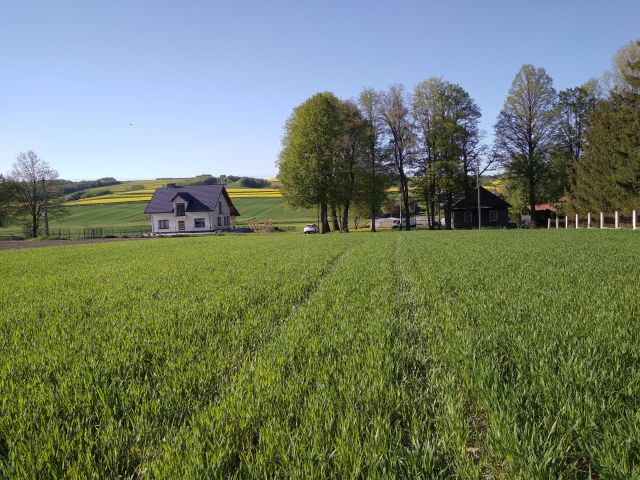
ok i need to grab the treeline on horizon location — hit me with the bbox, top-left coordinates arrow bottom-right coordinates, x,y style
278,39 -> 640,231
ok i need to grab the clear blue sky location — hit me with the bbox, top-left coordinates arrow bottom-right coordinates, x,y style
1,0 -> 638,181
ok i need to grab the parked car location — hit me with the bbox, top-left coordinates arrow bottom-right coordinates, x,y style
303,224 -> 319,234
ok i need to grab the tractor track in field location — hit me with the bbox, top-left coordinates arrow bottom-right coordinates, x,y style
209,236 -> 367,377
144,237 -> 367,474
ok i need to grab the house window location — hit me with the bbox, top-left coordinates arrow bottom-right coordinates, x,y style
218,201 -> 223,214
464,209 -> 473,224
217,216 -> 222,227
158,219 -> 169,230
176,203 -> 185,216
489,210 -> 498,222
194,218 -> 205,228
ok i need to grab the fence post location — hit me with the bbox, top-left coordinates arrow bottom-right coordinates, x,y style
615,211 -> 619,229
633,210 -> 637,230
600,212 -> 604,229
588,212 -> 592,229
547,218 -> 551,229
565,215 -> 568,229
555,216 -> 559,229
575,214 -> 579,229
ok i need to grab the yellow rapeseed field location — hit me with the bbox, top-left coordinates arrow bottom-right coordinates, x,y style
65,188 -> 282,206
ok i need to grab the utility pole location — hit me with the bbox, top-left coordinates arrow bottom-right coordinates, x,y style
42,178 -> 49,236
476,156 -> 481,230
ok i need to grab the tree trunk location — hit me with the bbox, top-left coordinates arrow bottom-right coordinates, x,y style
463,169 -> 471,229
31,212 -> 38,238
445,192 -> 453,229
400,174 -> 411,230
341,201 -> 350,232
320,202 -> 330,233
342,151 -> 356,233
529,177 -> 536,228
371,202 -> 377,232
430,176 -> 436,229
424,189 -> 431,229
331,205 -> 340,231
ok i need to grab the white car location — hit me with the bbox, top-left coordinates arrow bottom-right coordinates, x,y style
303,224 -> 319,234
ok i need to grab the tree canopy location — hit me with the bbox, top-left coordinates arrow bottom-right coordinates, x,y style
571,47 -> 640,212
494,64 -> 558,224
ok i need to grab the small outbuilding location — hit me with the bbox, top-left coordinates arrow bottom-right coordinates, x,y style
524,196 -> 568,226
452,187 -> 511,228
145,185 -> 240,234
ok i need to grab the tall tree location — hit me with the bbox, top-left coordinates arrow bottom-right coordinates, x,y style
558,80 -> 601,164
378,85 -> 415,230
0,174 -> 18,228
494,65 -> 559,226
278,92 -> 343,233
412,78 -> 443,228
335,100 -> 367,232
547,79 -> 601,200
571,43 -> 640,212
358,88 -> 390,232
10,151 -> 61,237
412,78 -> 483,228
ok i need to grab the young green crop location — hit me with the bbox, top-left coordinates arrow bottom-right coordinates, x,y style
1,230 -> 639,478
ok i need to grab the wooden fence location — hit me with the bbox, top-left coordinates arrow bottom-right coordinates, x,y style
547,210 -> 638,230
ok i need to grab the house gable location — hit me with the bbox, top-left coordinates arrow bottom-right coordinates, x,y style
452,186 -> 511,210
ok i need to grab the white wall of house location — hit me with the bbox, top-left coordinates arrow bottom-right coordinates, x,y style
150,194 -> 236,234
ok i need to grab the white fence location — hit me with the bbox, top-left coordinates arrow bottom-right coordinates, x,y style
547,210 -> 638,229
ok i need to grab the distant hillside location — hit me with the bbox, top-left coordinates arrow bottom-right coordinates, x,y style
63,175 -> 279,205
76,175 -> 273,195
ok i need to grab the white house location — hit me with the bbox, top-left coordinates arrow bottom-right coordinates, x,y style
144,185 -> 240,234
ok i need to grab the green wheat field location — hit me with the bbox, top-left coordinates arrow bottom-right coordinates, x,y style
1,230 -> 639,478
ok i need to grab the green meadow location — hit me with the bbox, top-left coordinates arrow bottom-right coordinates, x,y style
2,230 -> 639,478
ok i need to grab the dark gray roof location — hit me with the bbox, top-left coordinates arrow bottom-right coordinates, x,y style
452,186 -> 511,210
144,185 -> 240,216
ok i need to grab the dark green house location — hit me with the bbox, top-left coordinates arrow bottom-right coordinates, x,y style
452,187 -> 511,228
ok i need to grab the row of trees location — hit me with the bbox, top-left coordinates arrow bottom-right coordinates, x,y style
278,78 -> 487,232
279,39 -> 640,230
496,40 -> 640,222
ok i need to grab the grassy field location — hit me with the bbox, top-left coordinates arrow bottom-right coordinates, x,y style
0,198 -> 316,236
1,230 -> 639,478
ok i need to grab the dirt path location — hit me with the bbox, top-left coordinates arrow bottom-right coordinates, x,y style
0,237 -> 150,251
